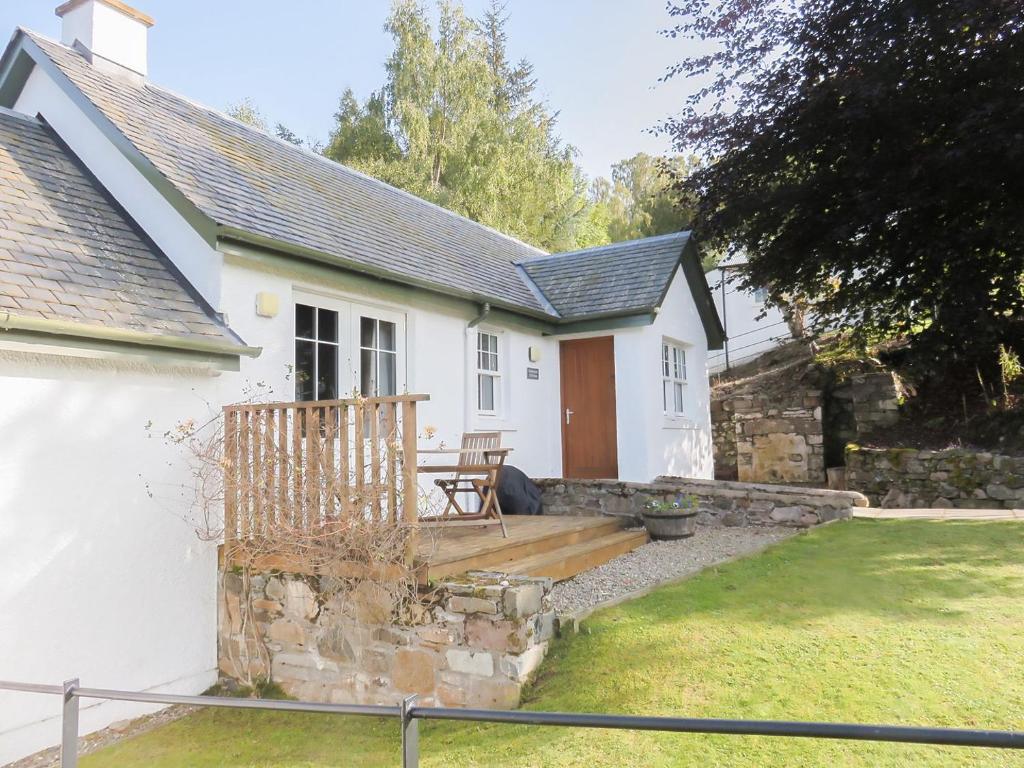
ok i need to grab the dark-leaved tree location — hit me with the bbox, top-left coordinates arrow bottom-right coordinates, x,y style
663,0 -> 1024,381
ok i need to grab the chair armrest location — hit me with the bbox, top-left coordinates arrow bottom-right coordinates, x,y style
417,464 -> 499,473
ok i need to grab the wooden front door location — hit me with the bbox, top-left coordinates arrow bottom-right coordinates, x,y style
560,336 -> 618,479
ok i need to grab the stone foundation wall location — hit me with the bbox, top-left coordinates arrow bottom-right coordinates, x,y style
846,446 -> 1024,508
219,571 -> 557,708
535,477 -> 865,528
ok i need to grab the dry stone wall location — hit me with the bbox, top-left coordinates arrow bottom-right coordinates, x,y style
219,570 -> 556,708
535,477 -> 865,528
846,446 -> 1024,508
710,343 -> 901,485
710,355 -> 828,485
825,372 -> 900,466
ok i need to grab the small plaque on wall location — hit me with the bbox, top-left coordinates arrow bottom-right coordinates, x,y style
526,367 -> 540,380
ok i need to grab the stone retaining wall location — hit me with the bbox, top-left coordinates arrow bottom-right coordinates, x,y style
825,372 -> 900,466
711,388 -> 827,484
846,446 -> 1024,508
219,570 -> 556,708
535,477 -> 866,528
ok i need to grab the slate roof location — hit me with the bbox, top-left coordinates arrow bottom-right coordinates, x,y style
0,106 -> 242,349
520,232 -> 692,320
3,29 -> 723,345
22,30 -> 552,316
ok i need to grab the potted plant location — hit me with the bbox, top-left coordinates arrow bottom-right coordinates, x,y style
641,494 -> 699,540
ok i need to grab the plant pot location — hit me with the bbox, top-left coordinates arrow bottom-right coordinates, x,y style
641,508 -> 698,540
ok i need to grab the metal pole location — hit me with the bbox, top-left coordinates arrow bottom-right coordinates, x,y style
60,678 -> 79,768
401,695 -> 419,768
721,270 -> 730,370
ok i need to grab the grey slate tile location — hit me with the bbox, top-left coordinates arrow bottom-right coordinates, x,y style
0,107 -> 240,346
520,232 -> 691,320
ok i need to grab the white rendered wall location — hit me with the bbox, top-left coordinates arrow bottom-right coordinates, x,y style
219,255 -> 564,500
556,268 -> 714,483
14,65 -> 223,309
0,351 -> 222,765
641,267 -> 714,480
706,264 -> 789,373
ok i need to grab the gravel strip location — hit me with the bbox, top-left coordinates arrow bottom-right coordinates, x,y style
550,526 -> 796,616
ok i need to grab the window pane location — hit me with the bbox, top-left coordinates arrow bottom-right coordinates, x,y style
295,339 -> 316,401
379,320 -> 396,352
360,348 -> 376,396
674,382 -> 685,413
479,374 -> 495,411
680,350 -> 687,380
479,332 -> 497,355
360,317 -> 376,349
481,351 -> 498,372
318,308 -> 338,343
663,379 -> 669,412
318,343 -> 338,400
295,304 -> 315,340
379,351 -> 397,395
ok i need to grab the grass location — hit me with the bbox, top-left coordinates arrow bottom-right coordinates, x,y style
83,520 -> 1024,767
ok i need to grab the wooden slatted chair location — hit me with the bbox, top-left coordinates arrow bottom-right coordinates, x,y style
417,431 -> 509,537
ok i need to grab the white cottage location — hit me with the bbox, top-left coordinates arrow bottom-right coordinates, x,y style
706,254 -> 791,373
0,1 -> 723,761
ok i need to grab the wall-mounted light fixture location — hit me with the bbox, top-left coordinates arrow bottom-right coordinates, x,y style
255,291 -> 280,318
528,345 -> 541,363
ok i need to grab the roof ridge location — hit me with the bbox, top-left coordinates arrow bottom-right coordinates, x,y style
519,230 -> 691,266
22,28 -> 551,262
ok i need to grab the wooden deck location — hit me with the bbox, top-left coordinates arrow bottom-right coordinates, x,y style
415,515 -> 649,583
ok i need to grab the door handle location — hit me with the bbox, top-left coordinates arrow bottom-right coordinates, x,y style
565,408 -> 574,425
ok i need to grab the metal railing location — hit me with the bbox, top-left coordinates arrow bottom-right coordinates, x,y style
3,679 -> 1022,767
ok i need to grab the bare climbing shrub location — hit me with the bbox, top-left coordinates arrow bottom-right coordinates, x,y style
163,393 -> 442,686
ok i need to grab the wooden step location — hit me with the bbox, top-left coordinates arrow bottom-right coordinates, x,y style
421,516 -> 625,580
500,529 -> 649,582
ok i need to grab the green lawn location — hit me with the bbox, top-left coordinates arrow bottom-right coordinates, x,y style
84,521 -> 1024,767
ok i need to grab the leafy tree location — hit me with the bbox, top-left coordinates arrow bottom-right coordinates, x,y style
227,98 -> 304,147
327,89 -> 399,164
323,0 -> 588,250
226,97 -> 267,131
479,0 -> 536,118
273,124 -> 304,147
587,153 -> 697,244
662,0 -> 1024,379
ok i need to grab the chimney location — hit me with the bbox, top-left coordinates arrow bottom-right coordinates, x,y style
55,0 -> 154,77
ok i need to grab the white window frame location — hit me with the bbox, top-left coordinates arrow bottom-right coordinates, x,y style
293,291 -> 407,400
662,339 -> 688,418
350,303 -> 406,399
294,301 -> 341,402
476,329 -> 502,416
356,314 -> 400,397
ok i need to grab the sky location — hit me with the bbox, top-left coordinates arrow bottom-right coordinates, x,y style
0,0 -> 697,182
